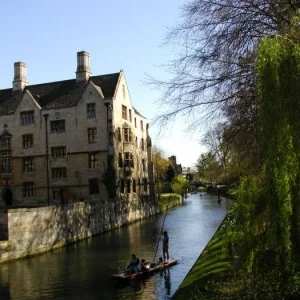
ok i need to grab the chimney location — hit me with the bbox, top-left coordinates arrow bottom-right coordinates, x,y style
76,51 -> 91,82
12,62 -> 27,92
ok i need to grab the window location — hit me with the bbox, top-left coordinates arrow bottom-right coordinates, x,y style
124,152 -> 134,168
142,159 -> 145,172
134,118 -> 137,128
136,137 -> 138,147
1,157 -> 12,174
141,138 -> 145,150
140,120 -> 143,130
23,182 -> 35,197
123,128 -> 132,143
51,146 -> 66,158
0,131 -> 12,174
138,178 -> 141,193
127,179 -> 131,193
129,109 -> 132,122
50,120 -> 65,133
89,178 -> 99,195
87,103 -> 96,118
118,153 -> 123,167
143,178 -> 148,192
52,167 -> 67,179
120,179 -> 125,194
22,134 -> 33,149
88,128 -> 97,143
88,152 -> 98,168
117,127 -> 122,142
122,105 -> 127,120
133,179 -> 136,193
0,136 -> 11,156
23,157 -> 34,172
122,84 -> 126,98
20,111 -> 34,125
52,190 -> 59,200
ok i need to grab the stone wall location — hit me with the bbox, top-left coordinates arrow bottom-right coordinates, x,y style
0,198 -> 165,264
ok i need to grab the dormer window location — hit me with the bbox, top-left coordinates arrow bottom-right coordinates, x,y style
87,103 -> 96,118
20,111 -> 34,125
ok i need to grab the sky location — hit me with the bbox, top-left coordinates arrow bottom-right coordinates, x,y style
0,0 -> 206,168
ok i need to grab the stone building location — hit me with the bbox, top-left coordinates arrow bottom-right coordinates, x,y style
168,155 -> 182,175
0,51 -> 154,206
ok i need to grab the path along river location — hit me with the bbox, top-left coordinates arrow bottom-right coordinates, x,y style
0,193 -> 234,300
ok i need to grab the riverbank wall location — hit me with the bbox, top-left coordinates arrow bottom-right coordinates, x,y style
0,196 -> 182,264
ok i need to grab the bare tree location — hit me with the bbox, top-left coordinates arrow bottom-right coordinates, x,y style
150,0 -> 300,128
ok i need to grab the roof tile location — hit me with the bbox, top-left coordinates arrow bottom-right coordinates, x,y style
0,73 -> 120,115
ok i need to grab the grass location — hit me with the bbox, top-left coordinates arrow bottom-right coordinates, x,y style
157,193 -> 181,208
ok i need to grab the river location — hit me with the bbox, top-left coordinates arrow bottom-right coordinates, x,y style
0,193 -> 234,300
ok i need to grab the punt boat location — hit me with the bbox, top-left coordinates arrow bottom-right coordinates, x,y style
112,258 -> 178,280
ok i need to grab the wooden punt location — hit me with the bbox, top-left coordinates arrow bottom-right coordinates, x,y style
112,258 -> 178,280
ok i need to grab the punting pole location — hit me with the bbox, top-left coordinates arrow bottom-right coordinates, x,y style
153,194 -> 171,262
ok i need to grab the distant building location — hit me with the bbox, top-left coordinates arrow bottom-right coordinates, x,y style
168,155 -> 182,175
0,51 -> 154,206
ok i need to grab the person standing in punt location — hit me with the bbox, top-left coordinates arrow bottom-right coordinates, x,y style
162,230 -> 169,262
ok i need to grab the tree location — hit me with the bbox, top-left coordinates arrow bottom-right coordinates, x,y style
152,146 -> 170,195
171,175 -> 189,196
256,37 -> 300,291
149,1 -> 300,179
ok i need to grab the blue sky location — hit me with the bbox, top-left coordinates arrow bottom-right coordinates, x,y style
0,0 -> 205,168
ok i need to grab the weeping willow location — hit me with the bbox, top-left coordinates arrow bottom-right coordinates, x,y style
209,37 -> 300,298
239,37 -> 300,295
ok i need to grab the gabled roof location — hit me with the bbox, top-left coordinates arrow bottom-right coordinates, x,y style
0,73 -> 120,115
133,107 -> 146,119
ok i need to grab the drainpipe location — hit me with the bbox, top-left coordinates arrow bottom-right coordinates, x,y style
43,114 -> 50,206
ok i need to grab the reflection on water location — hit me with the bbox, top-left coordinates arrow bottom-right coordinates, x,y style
0,193 -> 233,300
162,269 -> 171,295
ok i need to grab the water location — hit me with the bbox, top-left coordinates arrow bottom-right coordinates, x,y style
0,193 -> 233,300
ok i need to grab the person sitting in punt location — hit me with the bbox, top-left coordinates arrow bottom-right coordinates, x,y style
140,259 -> 149,271
150,257 -> 164,269
127,254 -> 141,274
158,256 -> 164,265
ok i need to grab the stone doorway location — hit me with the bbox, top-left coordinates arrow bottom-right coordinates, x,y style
3,188 -> 13,206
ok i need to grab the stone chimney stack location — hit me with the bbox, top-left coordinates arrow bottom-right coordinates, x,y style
76,51 -> 91,82
12,62 -> 27,92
